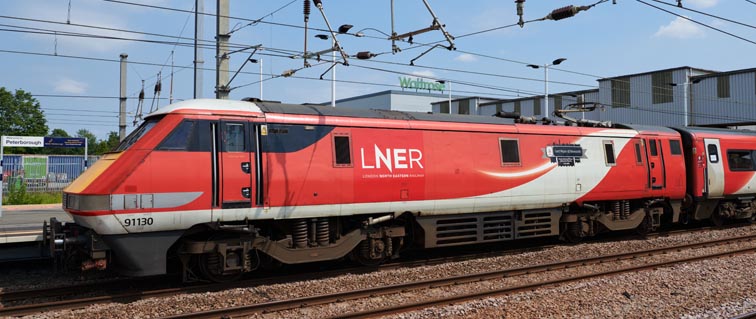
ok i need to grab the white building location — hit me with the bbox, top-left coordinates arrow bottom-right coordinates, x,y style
328,90 -> 461,113
327,66 -> 756,129
689,67 -> 756,127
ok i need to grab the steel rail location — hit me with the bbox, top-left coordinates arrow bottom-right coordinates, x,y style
156,233 -> 756,319
337,245 -> 756,319
0,278 -> 130,303
0,225 -> 747,317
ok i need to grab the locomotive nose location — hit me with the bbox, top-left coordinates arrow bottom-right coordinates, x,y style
62,152 -> 122,212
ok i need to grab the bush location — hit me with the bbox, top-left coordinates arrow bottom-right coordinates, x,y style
3,177 -> 62,205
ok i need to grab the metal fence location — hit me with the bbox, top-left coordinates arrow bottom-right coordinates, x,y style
2,155 -> 100,194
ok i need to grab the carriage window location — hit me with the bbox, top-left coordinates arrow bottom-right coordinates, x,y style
634,142 -> 643,165
223,123 -> 246,152
727,150 -> 754,171
669,140 -> 682,155
499,139 -> 520,165
649,140 -> 658,156
115,117 -> 160,151
334,135 -> 352,166
604,141 -> 616,165
158,121 -> 195,151
707,144 -> 719,163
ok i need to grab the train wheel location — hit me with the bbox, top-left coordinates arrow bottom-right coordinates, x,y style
710,212 -> 724,227
635,214 -> 652,236
197,252 -> 243,282
562,222 -> 583,243
350,240 -> 386,267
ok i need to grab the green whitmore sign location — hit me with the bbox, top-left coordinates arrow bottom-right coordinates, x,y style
399,77 -> 445,92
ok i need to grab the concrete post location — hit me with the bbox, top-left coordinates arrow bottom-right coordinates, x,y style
215,0 -> 230,99
119,53 -> 128,141
194,0 -> 204,99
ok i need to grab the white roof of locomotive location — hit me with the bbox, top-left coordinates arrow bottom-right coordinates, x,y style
146,99 -> 263,118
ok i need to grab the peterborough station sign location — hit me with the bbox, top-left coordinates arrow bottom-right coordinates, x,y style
398,77 -> 445,92
1,136 -> 86,148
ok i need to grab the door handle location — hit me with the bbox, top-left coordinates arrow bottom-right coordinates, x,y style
242,187 -> 251,199
652,177 -> 657,183
241,162 -> 251,174
650,162 -> 655,169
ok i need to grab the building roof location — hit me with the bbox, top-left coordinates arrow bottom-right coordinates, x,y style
478,89 -> 599,107
326,90 -> 457,105
429,96 -> 502,105
598,66 -> 717,81
691,67 -> 756,80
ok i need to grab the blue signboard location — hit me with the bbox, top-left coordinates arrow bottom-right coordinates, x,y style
44,137 -> 87,148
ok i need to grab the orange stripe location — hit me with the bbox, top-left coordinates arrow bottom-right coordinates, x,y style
64,152 -> 122,193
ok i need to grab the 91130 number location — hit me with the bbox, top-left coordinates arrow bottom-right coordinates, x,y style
124,217 -> 153,227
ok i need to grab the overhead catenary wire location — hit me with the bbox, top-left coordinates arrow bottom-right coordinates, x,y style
647,0 -> 756,30
41,107 -> 124,114
229,0 -> 298,34
0,2 -> 611,86
97,0 -> 609,74
2,2 -> 752,111
6,45 -> 754,109
0,46 -> 558,101
636,0 -> 756,45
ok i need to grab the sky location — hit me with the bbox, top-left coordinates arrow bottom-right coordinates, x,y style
0,0 -> 754,139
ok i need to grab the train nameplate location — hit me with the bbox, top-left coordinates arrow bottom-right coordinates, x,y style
544,144 -> 585,167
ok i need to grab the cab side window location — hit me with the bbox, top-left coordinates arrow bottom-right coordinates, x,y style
223,122 -> 246,152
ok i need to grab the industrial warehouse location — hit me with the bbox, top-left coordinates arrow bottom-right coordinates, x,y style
330,66 -> 756,129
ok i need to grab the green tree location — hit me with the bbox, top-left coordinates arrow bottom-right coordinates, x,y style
50,128 -> 70,137
76,129 -> 98,152
0,87 -> 48,137
95,131 -> 120,154
0,87 -> 48,154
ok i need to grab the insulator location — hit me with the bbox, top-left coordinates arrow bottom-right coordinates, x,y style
316,218 -> 329,246
138,89 -> 144,101
516,0 -> 525,16
313,0 -> 322,8
516,0 -> 525,27
356,51 -> 375,60
303,0 -> 310,17
548,5 -> 577,21
292,220 -> 308,248
495,111 -> 521,119
154,81 -> 162,93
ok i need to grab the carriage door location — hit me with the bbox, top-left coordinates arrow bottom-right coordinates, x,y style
645,138 -> 666,190
704,138 -> 724,197
218,121 -> 253,210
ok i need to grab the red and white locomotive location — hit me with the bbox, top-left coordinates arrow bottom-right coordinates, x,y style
48,99 -> 756,280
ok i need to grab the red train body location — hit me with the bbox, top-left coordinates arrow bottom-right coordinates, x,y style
49,99 -> 756,280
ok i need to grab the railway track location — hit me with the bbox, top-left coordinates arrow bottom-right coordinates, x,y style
0,240 -> 557,317
147,233 -> 756,319
0,233 -> 559,314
